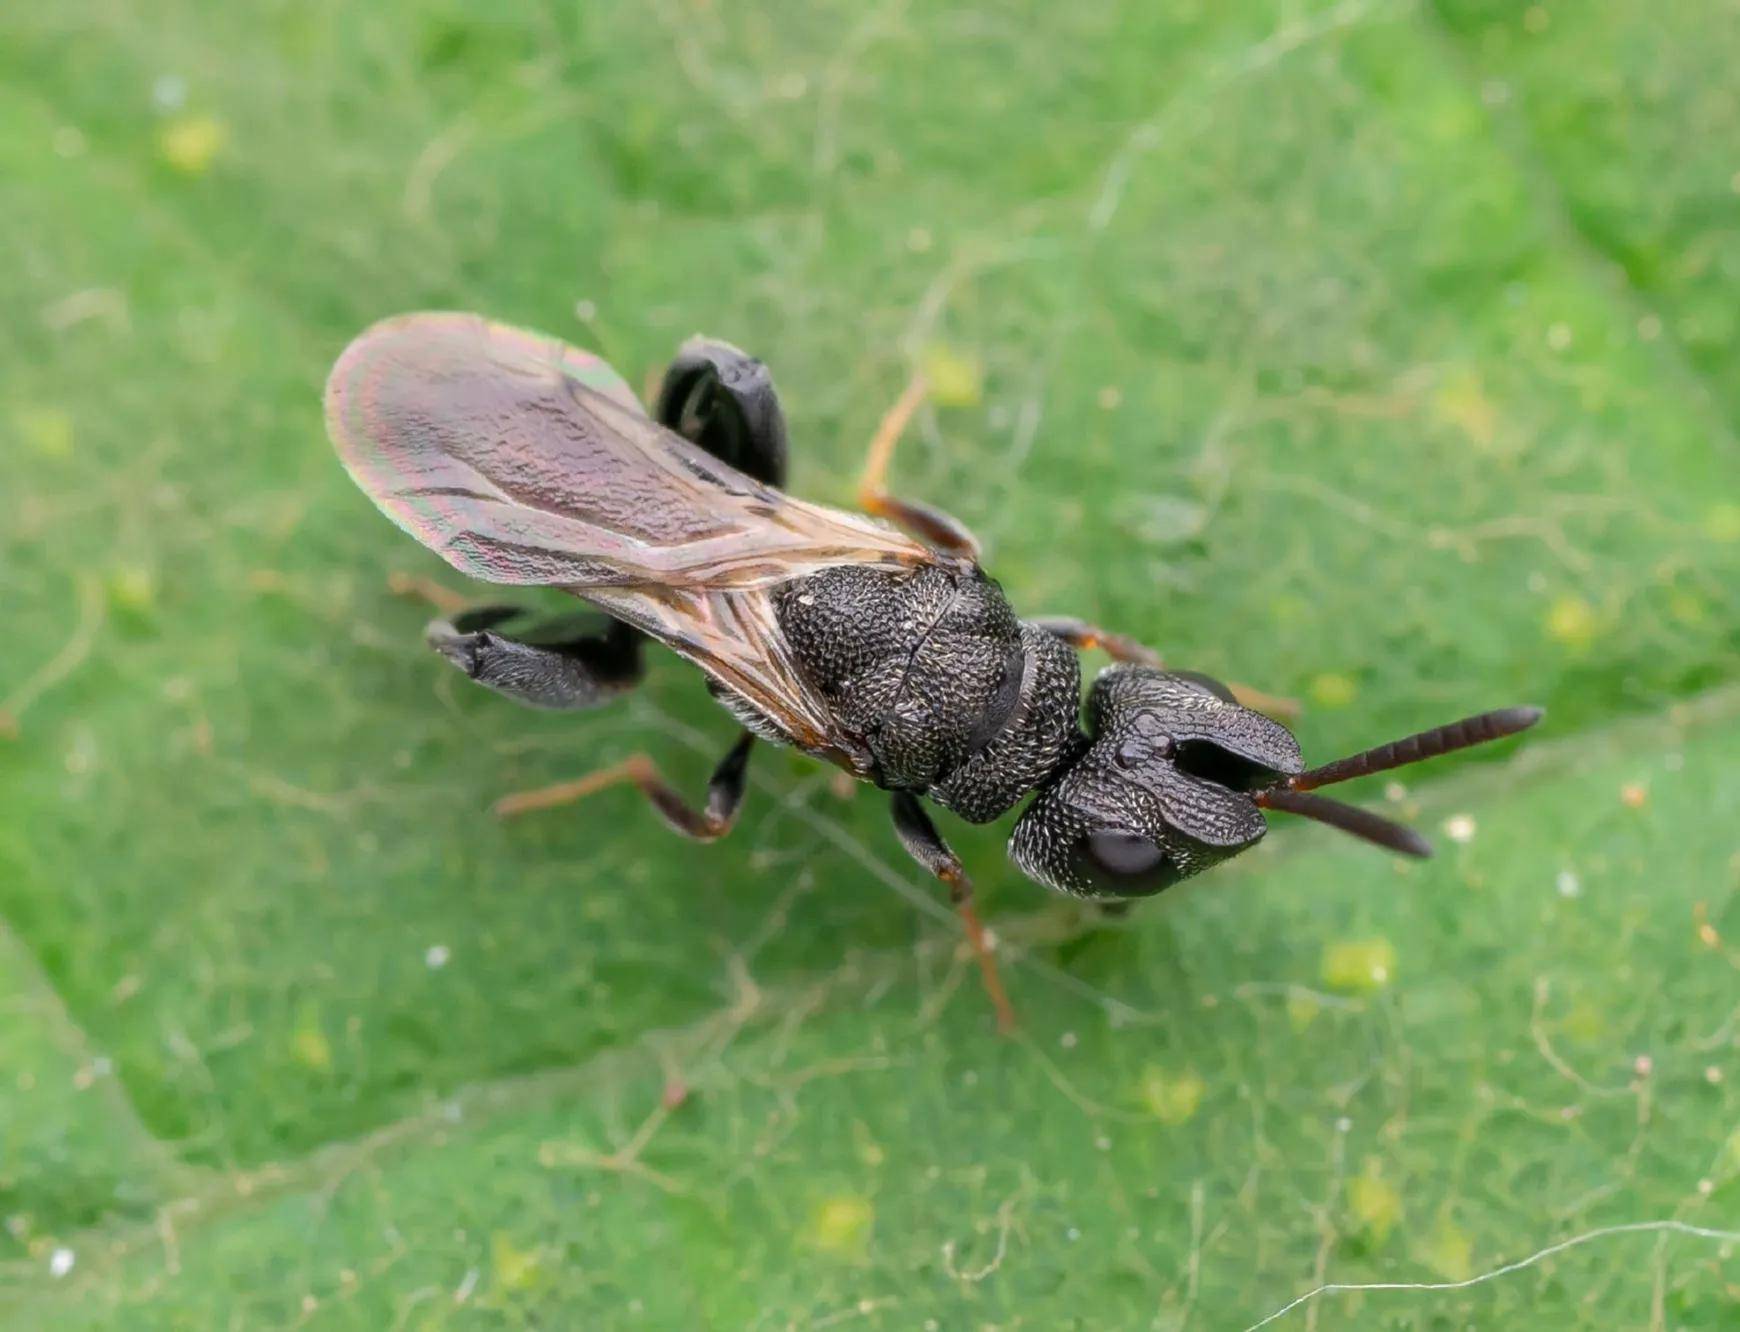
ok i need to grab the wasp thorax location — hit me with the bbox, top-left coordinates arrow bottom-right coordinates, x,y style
776,565 -> 1082,817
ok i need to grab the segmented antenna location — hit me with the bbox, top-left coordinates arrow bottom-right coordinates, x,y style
1254,704 -> 1542,858
1288,706 -> 1543,793
1254,787 -> 1432,858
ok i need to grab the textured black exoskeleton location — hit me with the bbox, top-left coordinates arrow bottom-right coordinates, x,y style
326,314 -> 1543,1030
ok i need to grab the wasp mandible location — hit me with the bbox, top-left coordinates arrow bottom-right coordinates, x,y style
325,314 -> 1541,1030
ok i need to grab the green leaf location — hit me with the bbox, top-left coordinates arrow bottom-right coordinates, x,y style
3,0 -> 1738,1324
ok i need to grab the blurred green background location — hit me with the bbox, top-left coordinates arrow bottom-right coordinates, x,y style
3,0 -> 1739,1326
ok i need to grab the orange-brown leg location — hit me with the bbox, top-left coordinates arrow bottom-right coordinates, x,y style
1219,681 -> 1300,722
1028,615 -> 1163,668
1031,615 -> 1300,722
388,570 -> 469,615
857,373 -> 982,561
890,790 -> 1016,1034
495,731 -> 755,839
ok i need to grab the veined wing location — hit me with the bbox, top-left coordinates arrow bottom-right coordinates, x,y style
324,312 -> 934,763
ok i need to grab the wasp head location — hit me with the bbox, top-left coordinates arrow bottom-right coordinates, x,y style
1009,664 -> 1541,899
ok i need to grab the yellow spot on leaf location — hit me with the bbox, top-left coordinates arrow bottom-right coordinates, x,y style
1269,593 -> 1309,626
1705,503 -> 1740,543
159,114 -> 227,175
807,1195 -> 873,1256
1432,370 -> 1498,451
1544,594 -> 1596,651
490,1232 -> 544,1293
1286,992 -> 1321,1031
1419,1215 -> 1473,1281
290,1013 -> 332,1072
921,343 -> 982,408
1138,1066 -> 1206,1125
1668,591 -> 1706,625
1563,999 -> 1606,1043
14,406 -> 74,458
1347,1158 -> 1401,1244
1308,673 -> 1357,709
1321,938 -> 1396,994
107,566 -> 156,615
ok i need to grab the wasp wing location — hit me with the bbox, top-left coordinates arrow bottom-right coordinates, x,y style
324,312 -> 932,762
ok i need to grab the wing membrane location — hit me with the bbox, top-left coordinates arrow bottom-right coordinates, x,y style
324,312 -> 932,762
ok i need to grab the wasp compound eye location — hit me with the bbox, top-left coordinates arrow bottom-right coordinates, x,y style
1071,829 -> 1180,897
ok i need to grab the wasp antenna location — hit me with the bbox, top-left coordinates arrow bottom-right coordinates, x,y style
1288,705 -> 1543,793
1255,787 -> 1433,858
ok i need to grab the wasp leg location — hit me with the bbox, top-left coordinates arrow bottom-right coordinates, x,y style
889,790 -> 1016,1034
388,570 -> 471,615
425,607 -> 644,711
656,337 -> 789,487
494,730 -> 756,835
1027,615 -> 1164,668
856,373 -> 982,561
1031,616 -> 1301,721
1220,682 -> 1300,722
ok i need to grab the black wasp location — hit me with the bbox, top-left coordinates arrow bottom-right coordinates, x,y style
326,314 -> 1541,1029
